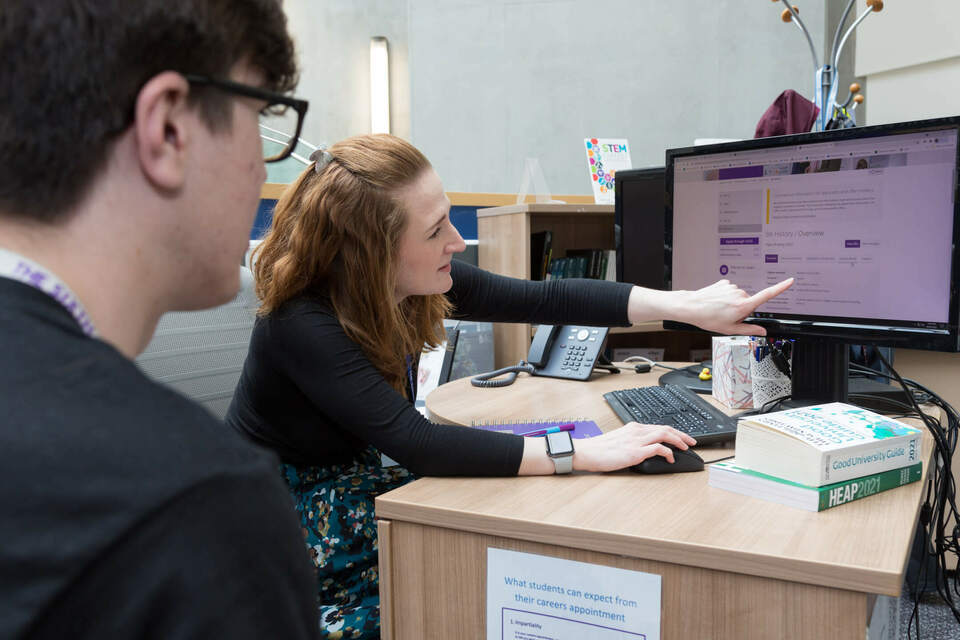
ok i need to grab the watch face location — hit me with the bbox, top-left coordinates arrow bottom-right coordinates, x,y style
546,431 -> 574,456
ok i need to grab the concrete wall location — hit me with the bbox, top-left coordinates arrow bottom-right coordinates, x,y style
407,0 -> 825,194
283,0 -> 411,144
267,0 -> 412,184
855,0 -> 960,124
279,1 -> 829,193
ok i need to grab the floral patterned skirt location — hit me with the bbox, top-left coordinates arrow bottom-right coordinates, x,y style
281,447 -> 415,639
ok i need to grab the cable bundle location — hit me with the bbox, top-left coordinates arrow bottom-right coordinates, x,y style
850,355 -> 960,636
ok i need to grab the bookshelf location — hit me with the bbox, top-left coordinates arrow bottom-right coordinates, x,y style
477,203 -> 690,367
477,203 -> 612,367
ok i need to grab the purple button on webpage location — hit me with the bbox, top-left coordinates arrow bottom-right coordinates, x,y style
720,237 -> 760,245
718,165 -> 763,180
845,240 -> 860,248
765,254 -> 779,263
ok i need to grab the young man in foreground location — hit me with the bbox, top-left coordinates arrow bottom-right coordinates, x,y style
0,1 -> 318,637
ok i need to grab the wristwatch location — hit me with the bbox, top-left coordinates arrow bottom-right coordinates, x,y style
545,430 -> 575,474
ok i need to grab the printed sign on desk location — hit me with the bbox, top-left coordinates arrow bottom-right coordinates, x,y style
486,548 -> 661,639
584,138 -> 632,204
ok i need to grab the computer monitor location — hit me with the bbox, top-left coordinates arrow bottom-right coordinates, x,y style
665,116 -> 960,405
615,167 -> 667,289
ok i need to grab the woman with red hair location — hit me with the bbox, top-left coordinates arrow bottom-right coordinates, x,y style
226,134 -> 791,637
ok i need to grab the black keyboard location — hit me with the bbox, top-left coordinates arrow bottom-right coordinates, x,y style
603,384 -> 738,445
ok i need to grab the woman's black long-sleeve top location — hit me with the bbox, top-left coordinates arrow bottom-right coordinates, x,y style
225,261 -> 633,476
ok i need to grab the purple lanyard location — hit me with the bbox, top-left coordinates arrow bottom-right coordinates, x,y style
0,249 -> 97,337
405,354 -> 416,401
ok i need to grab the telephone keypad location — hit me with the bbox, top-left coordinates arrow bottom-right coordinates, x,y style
562,343 -> 591,372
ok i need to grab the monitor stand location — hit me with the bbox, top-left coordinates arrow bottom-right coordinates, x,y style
783,342 -> 909,411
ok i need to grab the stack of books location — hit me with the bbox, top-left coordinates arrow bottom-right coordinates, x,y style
709,402 -> 924,511
545,249 -> 616,281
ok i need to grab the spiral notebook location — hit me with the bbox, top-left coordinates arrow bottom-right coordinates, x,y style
470,419 -> 602,439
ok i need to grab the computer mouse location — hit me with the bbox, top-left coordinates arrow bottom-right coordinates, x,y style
630,445 -> 705,474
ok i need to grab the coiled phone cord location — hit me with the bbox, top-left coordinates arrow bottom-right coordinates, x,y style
470,361 -> 536,388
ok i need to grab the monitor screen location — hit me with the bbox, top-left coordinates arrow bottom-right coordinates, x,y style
665,117 -> 960,403
615,167 -> 667,289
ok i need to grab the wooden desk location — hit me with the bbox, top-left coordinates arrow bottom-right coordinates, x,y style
376,367 -> 928,639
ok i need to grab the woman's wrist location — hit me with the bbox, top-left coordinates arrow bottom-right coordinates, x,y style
519,435 -> 598,475
517,436 -> 554,475
571,437 -> 597,473
627,286 -> 688,325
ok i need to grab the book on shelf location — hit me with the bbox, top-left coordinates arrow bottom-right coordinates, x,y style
597,250 -> 608,281
567,249 -> 596,279
549,252 -> 615,280
566,255 -> 583,279
592,251 -> 604,279
529,230 -> 552,280
708,459 -> 923,512
734,402 -> 923,487
603,249 -> 616,281
546,257 -> 566,280
565,249 -> 607,280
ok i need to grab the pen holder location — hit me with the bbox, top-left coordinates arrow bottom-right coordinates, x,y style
750,351 -> 792,409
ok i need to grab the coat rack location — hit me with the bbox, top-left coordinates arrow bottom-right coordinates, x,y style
773,0 -> 885,130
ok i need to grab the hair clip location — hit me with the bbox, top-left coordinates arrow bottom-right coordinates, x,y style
309,146 -> 334,174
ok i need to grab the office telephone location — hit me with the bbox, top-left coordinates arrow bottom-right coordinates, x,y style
527,324 -> 610,381
471,324 -> 614,387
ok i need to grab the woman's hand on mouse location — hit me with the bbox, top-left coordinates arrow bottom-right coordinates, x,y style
572,423 -> 696,473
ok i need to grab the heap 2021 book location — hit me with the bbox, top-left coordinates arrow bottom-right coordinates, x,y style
708,459 -> 923,511
734,402 -> 923,487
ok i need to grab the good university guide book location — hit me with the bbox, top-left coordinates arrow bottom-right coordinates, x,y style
734,402 -> 923,487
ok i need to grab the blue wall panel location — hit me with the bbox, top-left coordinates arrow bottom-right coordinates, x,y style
253,199 -> 479,242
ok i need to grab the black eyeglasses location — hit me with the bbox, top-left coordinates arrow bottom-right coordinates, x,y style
184,74 -> 309,163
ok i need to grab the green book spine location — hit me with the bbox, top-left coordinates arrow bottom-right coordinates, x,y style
816,463 -> 923,510
711,460 -> 923,511
570,256 -> 583,278
598,250 -> 609,280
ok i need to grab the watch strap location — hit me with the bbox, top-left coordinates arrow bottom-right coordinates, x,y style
551,452 -> 574,474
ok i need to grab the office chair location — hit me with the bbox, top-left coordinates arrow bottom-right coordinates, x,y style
135,266 -> 258,420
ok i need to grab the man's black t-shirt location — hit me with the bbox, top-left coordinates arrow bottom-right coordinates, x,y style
0,279 -> 318,639
226,261 -> 634,475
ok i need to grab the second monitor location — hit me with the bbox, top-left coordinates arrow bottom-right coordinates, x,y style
615,167 -> 667,289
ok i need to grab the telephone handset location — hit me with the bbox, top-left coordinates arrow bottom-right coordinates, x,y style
470,324 -> 615,387
527,324 -> 561,368
527,324 -> 611,381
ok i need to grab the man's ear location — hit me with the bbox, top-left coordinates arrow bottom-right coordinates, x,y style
132,71 -> 193,191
